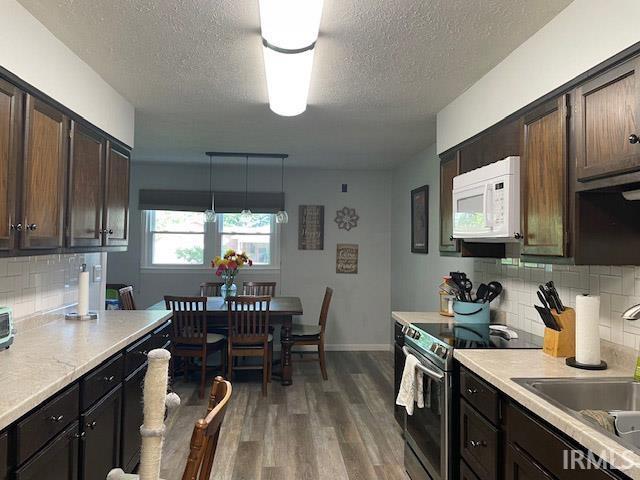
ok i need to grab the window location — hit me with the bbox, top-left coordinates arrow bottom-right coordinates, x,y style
142,211 -> 279,269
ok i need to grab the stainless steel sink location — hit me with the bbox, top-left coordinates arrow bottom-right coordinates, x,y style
513,377 -> 640,451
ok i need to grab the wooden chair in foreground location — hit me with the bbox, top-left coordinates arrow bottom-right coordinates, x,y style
200,281 -> 224,297
227,296 -> 272,396
118,286 -> 137,310
242,281 -> 277,297
291,287 -> 333,380
181,376 -> 232,480
164,296 -> 227,399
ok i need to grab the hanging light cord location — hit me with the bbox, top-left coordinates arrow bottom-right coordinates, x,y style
245,155 -> 249,210
209,155 -> 213,196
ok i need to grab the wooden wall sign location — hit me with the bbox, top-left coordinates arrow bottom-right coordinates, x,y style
336,244 -> 358,274
298,205 -> 324,250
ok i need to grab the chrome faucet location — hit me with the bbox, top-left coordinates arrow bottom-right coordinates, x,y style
623,304 -> 640,321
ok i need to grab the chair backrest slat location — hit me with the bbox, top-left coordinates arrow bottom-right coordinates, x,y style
200,282 -> 224,297
319,287 -> 334,333
227,296 -> 270,344
181,376 -> 232,480
242,281 -> 276,297
164,296 -> 209,345
119,286 -> 136,310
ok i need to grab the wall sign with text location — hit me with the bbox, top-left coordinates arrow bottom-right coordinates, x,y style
298,205 -> 325,250
336,243 -> 359,274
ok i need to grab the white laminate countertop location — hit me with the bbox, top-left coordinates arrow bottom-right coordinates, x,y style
0,309 -> 172,431
455,349 -> 640,479
392,311 -> 451,327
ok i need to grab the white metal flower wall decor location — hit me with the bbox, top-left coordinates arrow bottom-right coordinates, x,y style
334,206 -> 359,231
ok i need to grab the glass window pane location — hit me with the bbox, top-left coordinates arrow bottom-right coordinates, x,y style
152,211 -> 204,233
152,233 -> 204,264
221,234 -> 271,265
221,213 -> 271,234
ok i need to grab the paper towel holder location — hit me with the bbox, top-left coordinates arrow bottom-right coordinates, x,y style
65,263 -> 98,321
565,356 -> 607,370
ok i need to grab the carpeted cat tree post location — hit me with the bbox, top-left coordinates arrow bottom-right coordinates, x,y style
107,348 -> 180,480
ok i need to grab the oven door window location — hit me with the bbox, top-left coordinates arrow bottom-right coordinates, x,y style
406,375 -> 445,478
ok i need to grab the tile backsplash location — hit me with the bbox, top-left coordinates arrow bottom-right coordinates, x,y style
0,253 -> 105,321
473,259 -> 640,349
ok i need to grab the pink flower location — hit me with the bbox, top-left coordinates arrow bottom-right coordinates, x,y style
228,261 -> 237,270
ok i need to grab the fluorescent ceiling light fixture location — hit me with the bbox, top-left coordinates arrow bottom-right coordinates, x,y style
259,0 -> 323,117
258,0 -> 324,50
262,46 -> 315,116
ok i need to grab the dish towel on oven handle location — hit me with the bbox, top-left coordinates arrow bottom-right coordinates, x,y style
395,353 -> 424,415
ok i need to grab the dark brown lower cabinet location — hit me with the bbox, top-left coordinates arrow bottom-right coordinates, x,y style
505,444 -> 551,480
121,364 -> 147,473
0,430 -> 8,480
460,399 -> 499,479
461,459 -> 481,480
14,421 -> 79,480
80,385 -> 122,480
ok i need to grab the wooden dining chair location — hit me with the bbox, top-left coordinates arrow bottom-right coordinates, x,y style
119,286 -> 136,310
291,287 -> 333,380
242,281 -> 277,297
181,376 -> 232,480
164,296 -> 226,399
227,296 -> 272,396
200,281 -> 224,297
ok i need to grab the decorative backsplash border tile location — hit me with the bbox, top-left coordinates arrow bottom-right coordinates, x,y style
473,259 -> 640,349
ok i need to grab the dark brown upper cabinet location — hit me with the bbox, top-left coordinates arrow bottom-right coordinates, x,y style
440,151 -> 460,252
520,95 -> 569,257
67,121 -> 105,248
21,95 -> 68,250
459,118 -> 522,174
0,79 -> 23,252
575,55 -> 640,182
104,142 -> 130,247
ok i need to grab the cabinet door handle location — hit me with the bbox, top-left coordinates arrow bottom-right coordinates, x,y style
86,421 -> 97,430
629,134 -> 640,144
449,235 -> 454,241
103,375 -> 115,382
10,223 -> 22,232
470,440 -> 487,448
74,432 -> 86,439
514,232 -> 523,240
48,415 -> 64,422
26,223 -> 37,231
466,387 -> 478,395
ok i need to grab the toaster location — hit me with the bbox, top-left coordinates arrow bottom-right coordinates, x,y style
0,306 -> 14,350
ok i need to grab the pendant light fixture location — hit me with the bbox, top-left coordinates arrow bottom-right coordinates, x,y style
276,155 -> 288,224
240,154 -> 253,221
204,153 -> 216,223
259,0 -> 324,116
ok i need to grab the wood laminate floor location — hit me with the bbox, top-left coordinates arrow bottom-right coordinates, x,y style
161,351 -> 409,480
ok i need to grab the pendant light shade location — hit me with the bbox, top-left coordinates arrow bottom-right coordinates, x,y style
276,155 -> 288,224
204,154 -> 216,223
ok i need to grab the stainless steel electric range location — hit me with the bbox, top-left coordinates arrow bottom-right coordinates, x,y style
400,321 -> 542,480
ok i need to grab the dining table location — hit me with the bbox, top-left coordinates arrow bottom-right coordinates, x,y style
147,296 -> 303,386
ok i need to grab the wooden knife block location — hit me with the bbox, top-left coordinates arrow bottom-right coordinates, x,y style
543,307 -> 576,358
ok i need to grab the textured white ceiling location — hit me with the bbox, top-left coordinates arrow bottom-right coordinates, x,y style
18,0 -> 571,169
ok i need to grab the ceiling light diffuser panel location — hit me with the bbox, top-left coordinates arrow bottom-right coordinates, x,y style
259,0 -> 324,116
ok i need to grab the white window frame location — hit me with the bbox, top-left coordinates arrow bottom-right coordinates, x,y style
141,211 -> 280,273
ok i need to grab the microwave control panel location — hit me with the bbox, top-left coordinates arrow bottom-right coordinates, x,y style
493,181 -> 505,227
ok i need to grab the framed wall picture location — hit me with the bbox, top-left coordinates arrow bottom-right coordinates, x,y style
336,244 -> 358,274
411,185 -> 429,253
298,205 -> 325,250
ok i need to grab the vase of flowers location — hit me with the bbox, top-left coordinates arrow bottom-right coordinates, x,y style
212,249 -> 253,301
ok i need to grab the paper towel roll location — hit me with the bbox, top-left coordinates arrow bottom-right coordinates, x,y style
575,294 -> 601,365
78,266 -> 89,317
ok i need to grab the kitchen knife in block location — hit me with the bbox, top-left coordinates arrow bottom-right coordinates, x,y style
543,307 -> 576,358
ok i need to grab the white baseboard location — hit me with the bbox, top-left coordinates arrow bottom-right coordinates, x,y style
274,344 -> 392,352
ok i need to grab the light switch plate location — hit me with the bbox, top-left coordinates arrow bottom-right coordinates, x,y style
93,265 -> 102,283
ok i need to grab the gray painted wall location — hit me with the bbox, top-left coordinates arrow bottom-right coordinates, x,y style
390,145 -> 472,312
108,161 -> 392,349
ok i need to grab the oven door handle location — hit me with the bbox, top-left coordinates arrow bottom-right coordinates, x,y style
402,346 -> 445,381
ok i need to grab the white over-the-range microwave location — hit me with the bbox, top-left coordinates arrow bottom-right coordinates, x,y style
452,156 -> 520,242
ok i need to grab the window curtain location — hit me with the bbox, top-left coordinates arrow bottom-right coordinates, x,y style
138,189 -> 285,214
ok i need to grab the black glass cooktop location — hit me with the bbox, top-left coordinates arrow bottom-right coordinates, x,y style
411,322 -> 543,350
